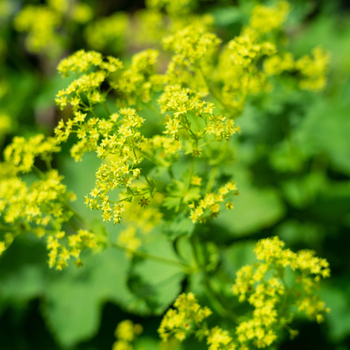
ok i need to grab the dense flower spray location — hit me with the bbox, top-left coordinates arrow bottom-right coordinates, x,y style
0,1 -> 331,349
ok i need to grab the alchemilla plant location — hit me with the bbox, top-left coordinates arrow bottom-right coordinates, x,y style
0,1 -> 331,349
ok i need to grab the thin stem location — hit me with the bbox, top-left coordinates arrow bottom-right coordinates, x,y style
45,158 -> 52,171
141,102 -> 163,120
69,204 -> 192,271
0,224 -> 57,235
198,65 -> 227,110
32,165 -> 45,178
206,166 -> 218,193
190,237 -> 238,324
103,101 -> 112,116
203,277 -> 238,323
168,167 -> 174,179
109,242 -> 193,271
186,156 -> 195,192
140,168 -> 153,189
90,109 -> 99,119
67,204 -> 94,231
139,168 -> 167,196
139,150 -> 169,167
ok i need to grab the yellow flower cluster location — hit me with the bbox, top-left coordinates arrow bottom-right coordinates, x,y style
227,38 -> 276,69
133,7 -> 213,47
189,182 -> 238,223
157,84 -> 240,155
264,48 -> 329,91
0,167 -> 78,266
232,236 -> 330,348
296,47 -> 330,91
0,134 -> 103,269
158,85 -> 213,138
146,135 -> 182,164
112,320 -> 143,350
205,115 -> 241,140
215,8 -> 281,117
253,236 -> 330,278
85,13 -> 128,51
163,26 -> 221,86
14,5 -> 60,54
111,49 -> 163,107
248,1 -> 290,35
55,51 -> 163,224
213,1 -> 328,117
0,169 -> 73,227
81,108 -> 146,223
160,243 -> 329,349
14,0 -> 92,55
4,134 -> 59,173
53,0 -> 329,230
159,293 -> 237,349
264,53 -> 295,76
54,45 -> 241,226
56,50 -> 123,111
57,50 -> 105,77
159,293 -> 212,342
47,229 -> 97,270
207,326 -> 235,350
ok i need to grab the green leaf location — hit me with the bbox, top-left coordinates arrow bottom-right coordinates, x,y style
282,172 -> 326,208
295,99 -> 350,175
215,169 -> 285,236
134,337 -> 160,350
0,235 -> 132,347
44,248 -> 131,347
183,187 -> 201,203
221,241 -> 256,280
320,283 -> 350,341
0,237 -> 49,307
163,196 -> 182,211
127,234 -> 185,315
162,212 -> 195,239
213,7 -> 243,27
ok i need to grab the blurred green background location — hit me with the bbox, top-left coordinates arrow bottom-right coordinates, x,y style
0,0 -> 350,349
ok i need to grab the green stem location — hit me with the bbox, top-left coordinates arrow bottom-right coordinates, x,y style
206,166 -> 218,193
140,168 -> 153,189
0,224 -> 57,235
198,65 -> 228,110
139,168 -> 167,196
45,158 -> 52,171
139,150 -> 169,167
109,242 -> 193,271
186,156 -> 195,192
69,205 -> 192,271
32,165 -> 45,178
203,276 -> 238,324
103,101 -> 112,116
190,237 -> 238,324
141,102 -> 163,120
168,167 -> 174,179
67,204 -> 94,231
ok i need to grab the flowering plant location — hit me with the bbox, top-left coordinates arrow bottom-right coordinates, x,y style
0,1 -> 336,349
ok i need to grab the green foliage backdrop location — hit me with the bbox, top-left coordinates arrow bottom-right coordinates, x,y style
0,0 -> 350,349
